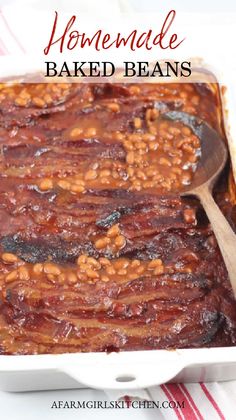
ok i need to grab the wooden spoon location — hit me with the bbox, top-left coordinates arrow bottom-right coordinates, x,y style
164,111 -> 236,297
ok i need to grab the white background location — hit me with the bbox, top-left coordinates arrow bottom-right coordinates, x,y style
0,0 -> 235,11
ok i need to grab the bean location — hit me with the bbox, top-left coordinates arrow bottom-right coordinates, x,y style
143,133 -> 156,142
129,86 -> 140,95
106,266 -> 116,275
15,97 -> 28,107
58,273 -> 66,283
115,132 -> 124,140
168,127 -> 181,135
176,139 -> 186,149
149,142 -> 158,151
180,91 -> 188,99
44,263 -> 61,276
107,103 -> 120,112
79,263 -> 88,272
115,235 -> 126,249
172,167 -> 182,175
182,144 -> 194,153
134,155 -> 143,164
169,173 -> 177,181
149,127 -> 158,136
172,157 -> 182,165
100,177 -> 110,185
70,127 -> 83,138
39,178 -> 53,191
143,181 -> 155,188
161,180 -> 171,190
159,157 -> 171,167
33,263 -> 43,274
87,257 -> 101,269
138,149 -> 146,156
71,184 -> 85,193
67,272 -> 78,284
181,172 -> 191,185
112,170 -> 120,179
58,180 -> 71,190
146,108 -> 159,121
114,259 -> 129,270
189,155 -> 198,163
85,127 -> 97,137
44,94 -> 52,104
154,266 -> 164,275
75,179 -> 85,186
127,167 -> 135,177
107,224 -> 120,238
131,182 -> 142,191
136,141 -> 147,150
159,121 -> 168,131
5,270 -> 18,282
183,208 -> 196,224
181,126 -> 191,136
131,260 -> 141,268
101,275 -> 110,282
2,253 -> 18,263
95,237 -> 110,249
103,161 -> 112,169
191,96 -> 200,105
123,141 -> 133,151
129,134 -> 141,142
136,170 -> 147,180
128,273 -> 139,280
32,97 -> 45,107
126,151 -> 135,165
148,259 -> 163,269
99,258 -> 111,266
146,168 -> 158,177
18,266 -> 30,281
77,255 -> 87,265
100,170 -> 111,178
60,83 -> 70,90
117,269 -> 127,275
134,117 -> 142,129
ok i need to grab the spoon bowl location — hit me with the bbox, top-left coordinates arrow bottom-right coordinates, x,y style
163,111 -> 228,194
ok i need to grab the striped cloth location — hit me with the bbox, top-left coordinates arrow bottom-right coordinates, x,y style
0,8 -> 25,55
0,3 -> 236,420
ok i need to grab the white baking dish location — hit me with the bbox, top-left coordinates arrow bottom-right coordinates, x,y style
0,62 -> 235,392
1,347 -> 236,392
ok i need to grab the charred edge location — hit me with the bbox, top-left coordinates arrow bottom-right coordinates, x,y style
0,235 -> 98,264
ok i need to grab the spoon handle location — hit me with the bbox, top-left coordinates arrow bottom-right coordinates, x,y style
197,186 -> 236,297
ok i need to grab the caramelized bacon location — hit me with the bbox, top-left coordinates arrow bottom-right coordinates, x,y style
0,79 -> 235,355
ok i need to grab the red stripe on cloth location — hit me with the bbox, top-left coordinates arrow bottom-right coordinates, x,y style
200,383 -> 225,420
0,9 -> 26,53
179,384 -> 204,420
165,384 -> 199,420
123,396 -> 132,408
0,37 -> 8,55
161,384 -> 184,420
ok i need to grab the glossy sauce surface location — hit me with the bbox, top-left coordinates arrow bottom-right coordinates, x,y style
0,80 -> 235,354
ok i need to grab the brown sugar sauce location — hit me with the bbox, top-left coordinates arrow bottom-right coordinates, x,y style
0,80 -> 235,354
